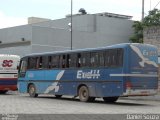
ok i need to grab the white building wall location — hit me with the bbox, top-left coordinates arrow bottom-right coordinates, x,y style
0,14 -> 134,57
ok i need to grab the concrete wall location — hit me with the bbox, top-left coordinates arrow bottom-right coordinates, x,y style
0,25 -> 32,43
33,15 -> 96,32
143,26 -> 160,93
144,26 -> 160,55
0,46 -> 32,57
28,17 -> 51,24
31,26 -> 71,53
0,14 -> 134,57
0,25 -> 32,57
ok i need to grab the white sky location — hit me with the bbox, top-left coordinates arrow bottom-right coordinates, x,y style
0,0 -> 159,29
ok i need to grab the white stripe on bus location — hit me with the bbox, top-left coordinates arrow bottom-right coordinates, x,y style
110,74 -> 158,77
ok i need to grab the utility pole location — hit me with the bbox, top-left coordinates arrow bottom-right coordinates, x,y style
71,0 -> 73,50
142,0 -> 144,21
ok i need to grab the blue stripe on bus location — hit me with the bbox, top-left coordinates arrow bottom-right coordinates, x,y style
0,80 -> 17,85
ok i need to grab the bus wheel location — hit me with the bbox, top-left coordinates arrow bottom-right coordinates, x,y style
78,86 -> 95,102
0,90 -> 8,94
55,95 -> 62,98
28,84 -> 38,97
103,97 -> 118,103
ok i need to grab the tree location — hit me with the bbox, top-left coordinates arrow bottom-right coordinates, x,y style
130,21 -> 143,43
130,9 -> 160,43
143,9 -> 160,27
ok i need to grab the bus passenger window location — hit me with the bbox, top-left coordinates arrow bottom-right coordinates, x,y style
62,55 -> 66,68
39,57 -> 42,69
110,50 -> 117,67
28,57 -> 36,69
66,54 -> 70,68
105,50 -> 110,67
91,52 -> 99,67
59,55 -> 66,68
48,56 -> 52,69
77,53 -> 81,67
99,51 -> 104,67
70,54 -> 77,68
42,56 -> 48,69
117,49 -> 123,66
81,52 -> 90,67
52,55 -> 59,68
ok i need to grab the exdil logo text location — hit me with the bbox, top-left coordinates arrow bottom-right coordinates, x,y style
77,70 -> 100,79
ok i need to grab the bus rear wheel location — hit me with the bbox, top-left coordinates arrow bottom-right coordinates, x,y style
103,97 -> 118,103
0,90 -> 8,94
55,95 -> 62,98
78,86 -> 95,102
28,84 -> 38,97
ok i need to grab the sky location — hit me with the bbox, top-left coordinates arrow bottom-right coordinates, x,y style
0,0 -> 160,29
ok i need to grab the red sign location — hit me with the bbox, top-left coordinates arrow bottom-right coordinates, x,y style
2,60 -> 13,67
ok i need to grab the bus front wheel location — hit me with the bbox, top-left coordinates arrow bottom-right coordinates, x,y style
0,90 -> 8,94
28,84 -> 38,97
103,97 -> 118,103
78,86 -> 95,102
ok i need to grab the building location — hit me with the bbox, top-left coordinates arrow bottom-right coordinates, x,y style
144,26 -> 160,56
0,12 -> 134,57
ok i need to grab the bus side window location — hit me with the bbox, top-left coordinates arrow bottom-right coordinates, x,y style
105,50 -> 110,67
81,52 -> 90,67
42,56 -> 48,69
59,55 -> 66,68
99,51 -> 105,67
70,54 -> 77,68
48,56 -> 52,69
109,49 -> 117,67
35,57 -> 42,69
77,53 -> 81,67
117,49 -> 123,66
66,54 -> 70,68
52,55 -> 59,68
91,52 -> 99,67
28,57 -> 36,69
39,57 -> 42,69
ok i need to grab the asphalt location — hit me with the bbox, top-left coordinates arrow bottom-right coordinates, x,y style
7,90 -> 160,101
120,94 -> 160,101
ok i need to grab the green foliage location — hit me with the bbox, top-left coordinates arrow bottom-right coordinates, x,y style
130,21 -> 143,43
143,9 -> 160,27
130,9 -> 160,43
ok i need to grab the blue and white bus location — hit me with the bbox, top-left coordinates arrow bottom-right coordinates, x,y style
18,43 -> 158,102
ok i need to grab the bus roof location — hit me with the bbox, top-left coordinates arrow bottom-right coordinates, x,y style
0,54 -> 20,58
22,43 -> 157,58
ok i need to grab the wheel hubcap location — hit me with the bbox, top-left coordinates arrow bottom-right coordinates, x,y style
30,86 -> 35,94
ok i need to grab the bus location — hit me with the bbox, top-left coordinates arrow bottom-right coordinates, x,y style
0,55 -> 20,94
18,43 -> 158,102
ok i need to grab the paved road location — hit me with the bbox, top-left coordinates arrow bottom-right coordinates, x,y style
0,92 -> 160,114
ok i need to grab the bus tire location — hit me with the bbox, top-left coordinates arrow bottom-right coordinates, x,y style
0,90 -> 8,94
55,95 -> 62,98
28,84 -> 38,97
103,97 -> 118,103
78,86 -> 95,102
